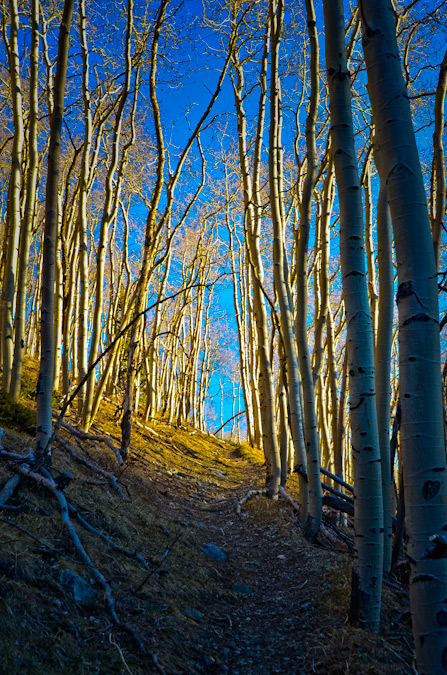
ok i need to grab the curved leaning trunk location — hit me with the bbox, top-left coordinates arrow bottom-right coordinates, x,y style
323,0 -> 383,632
359,2 -> 447,671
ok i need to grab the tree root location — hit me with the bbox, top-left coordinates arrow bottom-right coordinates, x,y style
0,473 -> 22,505
66,502 -> 150,570
53,415 -> 123,465
7,462 -> 147,653
133,418 -> 160,438
235,489 -> 267,516
56,435 -> 130,501
278,486 -> 301,513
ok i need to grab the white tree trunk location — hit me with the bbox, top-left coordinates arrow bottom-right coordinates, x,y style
360,1 -> 447,670
36,0 -> 74,462
323,0 -> 383,632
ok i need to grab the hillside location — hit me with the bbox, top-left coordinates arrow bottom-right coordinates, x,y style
0,377 -> 413,673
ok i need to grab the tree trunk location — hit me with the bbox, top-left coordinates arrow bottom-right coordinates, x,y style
360,1 -> 447,669
1,0 -> 24,392
323,0 -> 383,632
10,0 -> 39,400
372,138 -> 394,574
36,0 -> 75,462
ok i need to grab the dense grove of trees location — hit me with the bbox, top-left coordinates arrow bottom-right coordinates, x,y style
1,0 -> 447,671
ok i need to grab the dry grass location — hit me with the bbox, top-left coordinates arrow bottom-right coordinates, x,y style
0,357 -> 414,674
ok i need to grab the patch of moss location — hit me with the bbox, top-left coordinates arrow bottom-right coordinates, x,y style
0,389 -> 36,436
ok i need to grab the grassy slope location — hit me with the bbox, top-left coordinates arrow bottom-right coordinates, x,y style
0,358 -> 413,674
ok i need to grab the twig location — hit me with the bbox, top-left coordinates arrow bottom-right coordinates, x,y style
367,639 -> 412,672
133,419 -> 160,438
214,410 -> 246,435
133,533 -> 181,593
67,502 -> 150,570
109,633 -> 134,674
0,516 -> 56,551
21,496 -> 53,516
152,652 -> 167,675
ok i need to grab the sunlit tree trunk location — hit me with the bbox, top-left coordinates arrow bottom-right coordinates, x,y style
232,17 -> 281,497
36,0 -> 74,462
360,1 -> 447,668
10,0 -> 39,400
77,0 -> 92,409
1,0 -> 24,392
292,0 -> 322,538
145,244 -> 171,421
431,48 -> 447,268
227,219 -> 256,447
83,0 -> 133,430
362,152 -> 378,340
323,0 -> 383,632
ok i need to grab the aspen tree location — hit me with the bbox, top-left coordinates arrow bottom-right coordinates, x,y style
145,242 -> 172,421
36,0 -> 74,463
432,48 -> 447,269
10,0 -> 39,400
77,0 -> 92,409
323,0 -> 383,631
231,13 -> 282,497
120,0 -> 233,459
82,0 -> 134,430
362,152 -> 378,339
227,217 -> 257,448
360,1 -> 447,669
372,139 -> 394,574
292,0 -> 322,538
1,0 -> 24,392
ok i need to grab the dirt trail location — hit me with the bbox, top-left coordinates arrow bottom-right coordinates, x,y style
133,434 -> 413,675
0,414 -> 413,674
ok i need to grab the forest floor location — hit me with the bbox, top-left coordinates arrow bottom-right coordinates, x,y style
0,361 -> 414,674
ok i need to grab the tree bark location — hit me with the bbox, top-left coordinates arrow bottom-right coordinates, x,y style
323,0 -> 383,632
36,0 -> 75,462
1,0 -> 24,392
360,1 -> 447,669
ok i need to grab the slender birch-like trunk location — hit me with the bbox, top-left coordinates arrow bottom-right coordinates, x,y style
82,0 -> 133,430
77,0 -> 92,408
360,2 -> 447,669
36,0 -> 74,462
372,139 -> 394,574
1,0 -> 24,392
10,0 -> 39,400
323,0 -> 383,631
362,153 -> 378,340
231,17 -> 282,497
432,48 -> 447,269
292,0 -> 323,538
